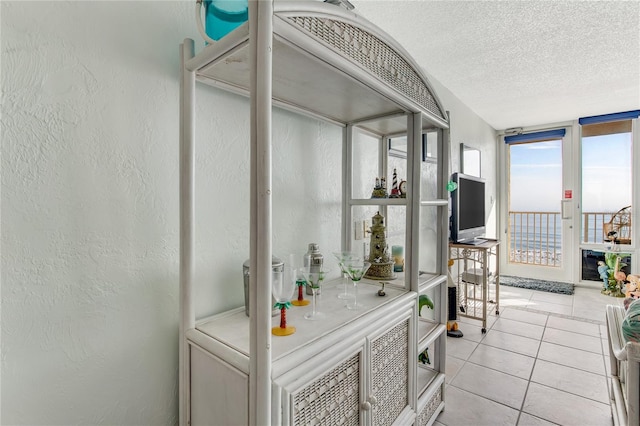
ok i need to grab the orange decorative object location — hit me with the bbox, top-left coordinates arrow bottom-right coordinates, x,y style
272,305 -> 295,336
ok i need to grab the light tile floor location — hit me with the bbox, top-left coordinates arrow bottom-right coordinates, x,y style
435,283 -> 625,426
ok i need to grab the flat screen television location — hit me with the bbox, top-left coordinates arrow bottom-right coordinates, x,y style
450,172 -> 486,244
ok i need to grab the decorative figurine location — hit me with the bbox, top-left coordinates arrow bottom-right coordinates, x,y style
390,169 -> 400,198
418,294 -> 434,364
418,348 -> 430,365
371,177 -> 388,198
364,212 -> 395,280
399,180 -> 407,198
626,275 -> 640,299
598,261 -> 609,294
447,259 -> 463,338
419,294 -> 434,315
602,253 -> 629,298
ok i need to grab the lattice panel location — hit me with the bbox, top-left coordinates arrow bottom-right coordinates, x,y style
291,353 -> 360,425
287,16 -> 446,121
370,319 -> 409,426
417,387 -> 442,426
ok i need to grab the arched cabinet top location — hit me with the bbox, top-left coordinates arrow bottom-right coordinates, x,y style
187,0 -> 448,134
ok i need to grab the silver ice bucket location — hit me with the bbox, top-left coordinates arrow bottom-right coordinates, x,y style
243,256 -> 284,317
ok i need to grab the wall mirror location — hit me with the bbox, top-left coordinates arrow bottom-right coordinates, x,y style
388,133 -> 437,162
423,130 -> 438,163
461,143 -> 481,177
388,135 -> 408,158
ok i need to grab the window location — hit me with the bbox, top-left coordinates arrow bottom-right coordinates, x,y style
580,120 -> 633,244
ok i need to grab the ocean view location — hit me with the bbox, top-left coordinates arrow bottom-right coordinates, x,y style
507,212 -> 615,266
509,213 -> 563,252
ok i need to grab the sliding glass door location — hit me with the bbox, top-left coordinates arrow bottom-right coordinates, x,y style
501,129 -> 575,282
500,110 -> 639,285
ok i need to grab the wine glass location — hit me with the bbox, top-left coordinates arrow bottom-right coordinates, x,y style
332,251 -> 357,300
301,270 -> 327,320
345,260 -> 371,310
272,268 -> 296,336
289,254 -> 310,306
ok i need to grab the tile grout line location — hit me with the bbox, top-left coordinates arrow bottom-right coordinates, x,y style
508,304 -> 605,325
513,311 -> 549,425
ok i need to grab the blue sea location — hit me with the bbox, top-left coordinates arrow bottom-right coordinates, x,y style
509,213 -> 608,253
510,214 -> 562,252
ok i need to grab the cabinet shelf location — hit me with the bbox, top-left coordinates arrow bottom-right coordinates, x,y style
194,279 -> 409,367
418,273 -> 447,291
419,199 -> 449,207
348,199 -> 449,207
350,197 -> 408,206
418,321 -> 446,353
368,272 -> 445,291
417,368 -> 444,398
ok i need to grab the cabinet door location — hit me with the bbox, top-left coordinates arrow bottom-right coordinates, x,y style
369,317 -> 411,426
190,345 -> 248,425
290,351 -> 361,425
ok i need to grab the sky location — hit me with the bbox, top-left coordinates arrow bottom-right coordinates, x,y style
509,133 -> 632,212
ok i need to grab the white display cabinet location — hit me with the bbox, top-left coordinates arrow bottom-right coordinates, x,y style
179,2 -> 450,424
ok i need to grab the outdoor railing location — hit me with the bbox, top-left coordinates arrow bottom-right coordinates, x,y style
508,211 -> 620,267
508,211 -> 562,267
582,211 -> 617,244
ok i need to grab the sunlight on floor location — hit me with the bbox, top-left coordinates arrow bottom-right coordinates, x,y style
435,283 -> 624,426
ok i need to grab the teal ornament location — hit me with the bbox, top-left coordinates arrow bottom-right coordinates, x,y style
446,181 -> 457,192
419,294 -> 434,316
273,301 -> 292,310
418,348 -> 431,365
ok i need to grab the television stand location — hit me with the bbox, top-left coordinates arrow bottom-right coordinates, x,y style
448,240 -> 500,333
457,237 -> 486,246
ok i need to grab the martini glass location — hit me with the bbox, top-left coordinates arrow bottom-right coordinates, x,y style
332,251 -> 357,300
301,270 -> 327,321
345,260 -> 371,311
272,268 -> 296,336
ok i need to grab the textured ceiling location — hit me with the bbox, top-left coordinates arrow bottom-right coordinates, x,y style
351,0 -> 640,130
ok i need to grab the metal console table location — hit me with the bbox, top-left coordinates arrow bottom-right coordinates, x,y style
449,240 -> 500,333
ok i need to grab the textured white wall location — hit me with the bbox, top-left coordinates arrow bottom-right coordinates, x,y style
428,74 -> 499,239
1,1 -> 496,424
2,2 -> 194,424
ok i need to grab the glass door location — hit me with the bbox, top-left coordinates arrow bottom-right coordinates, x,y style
501,129 -> 575,282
